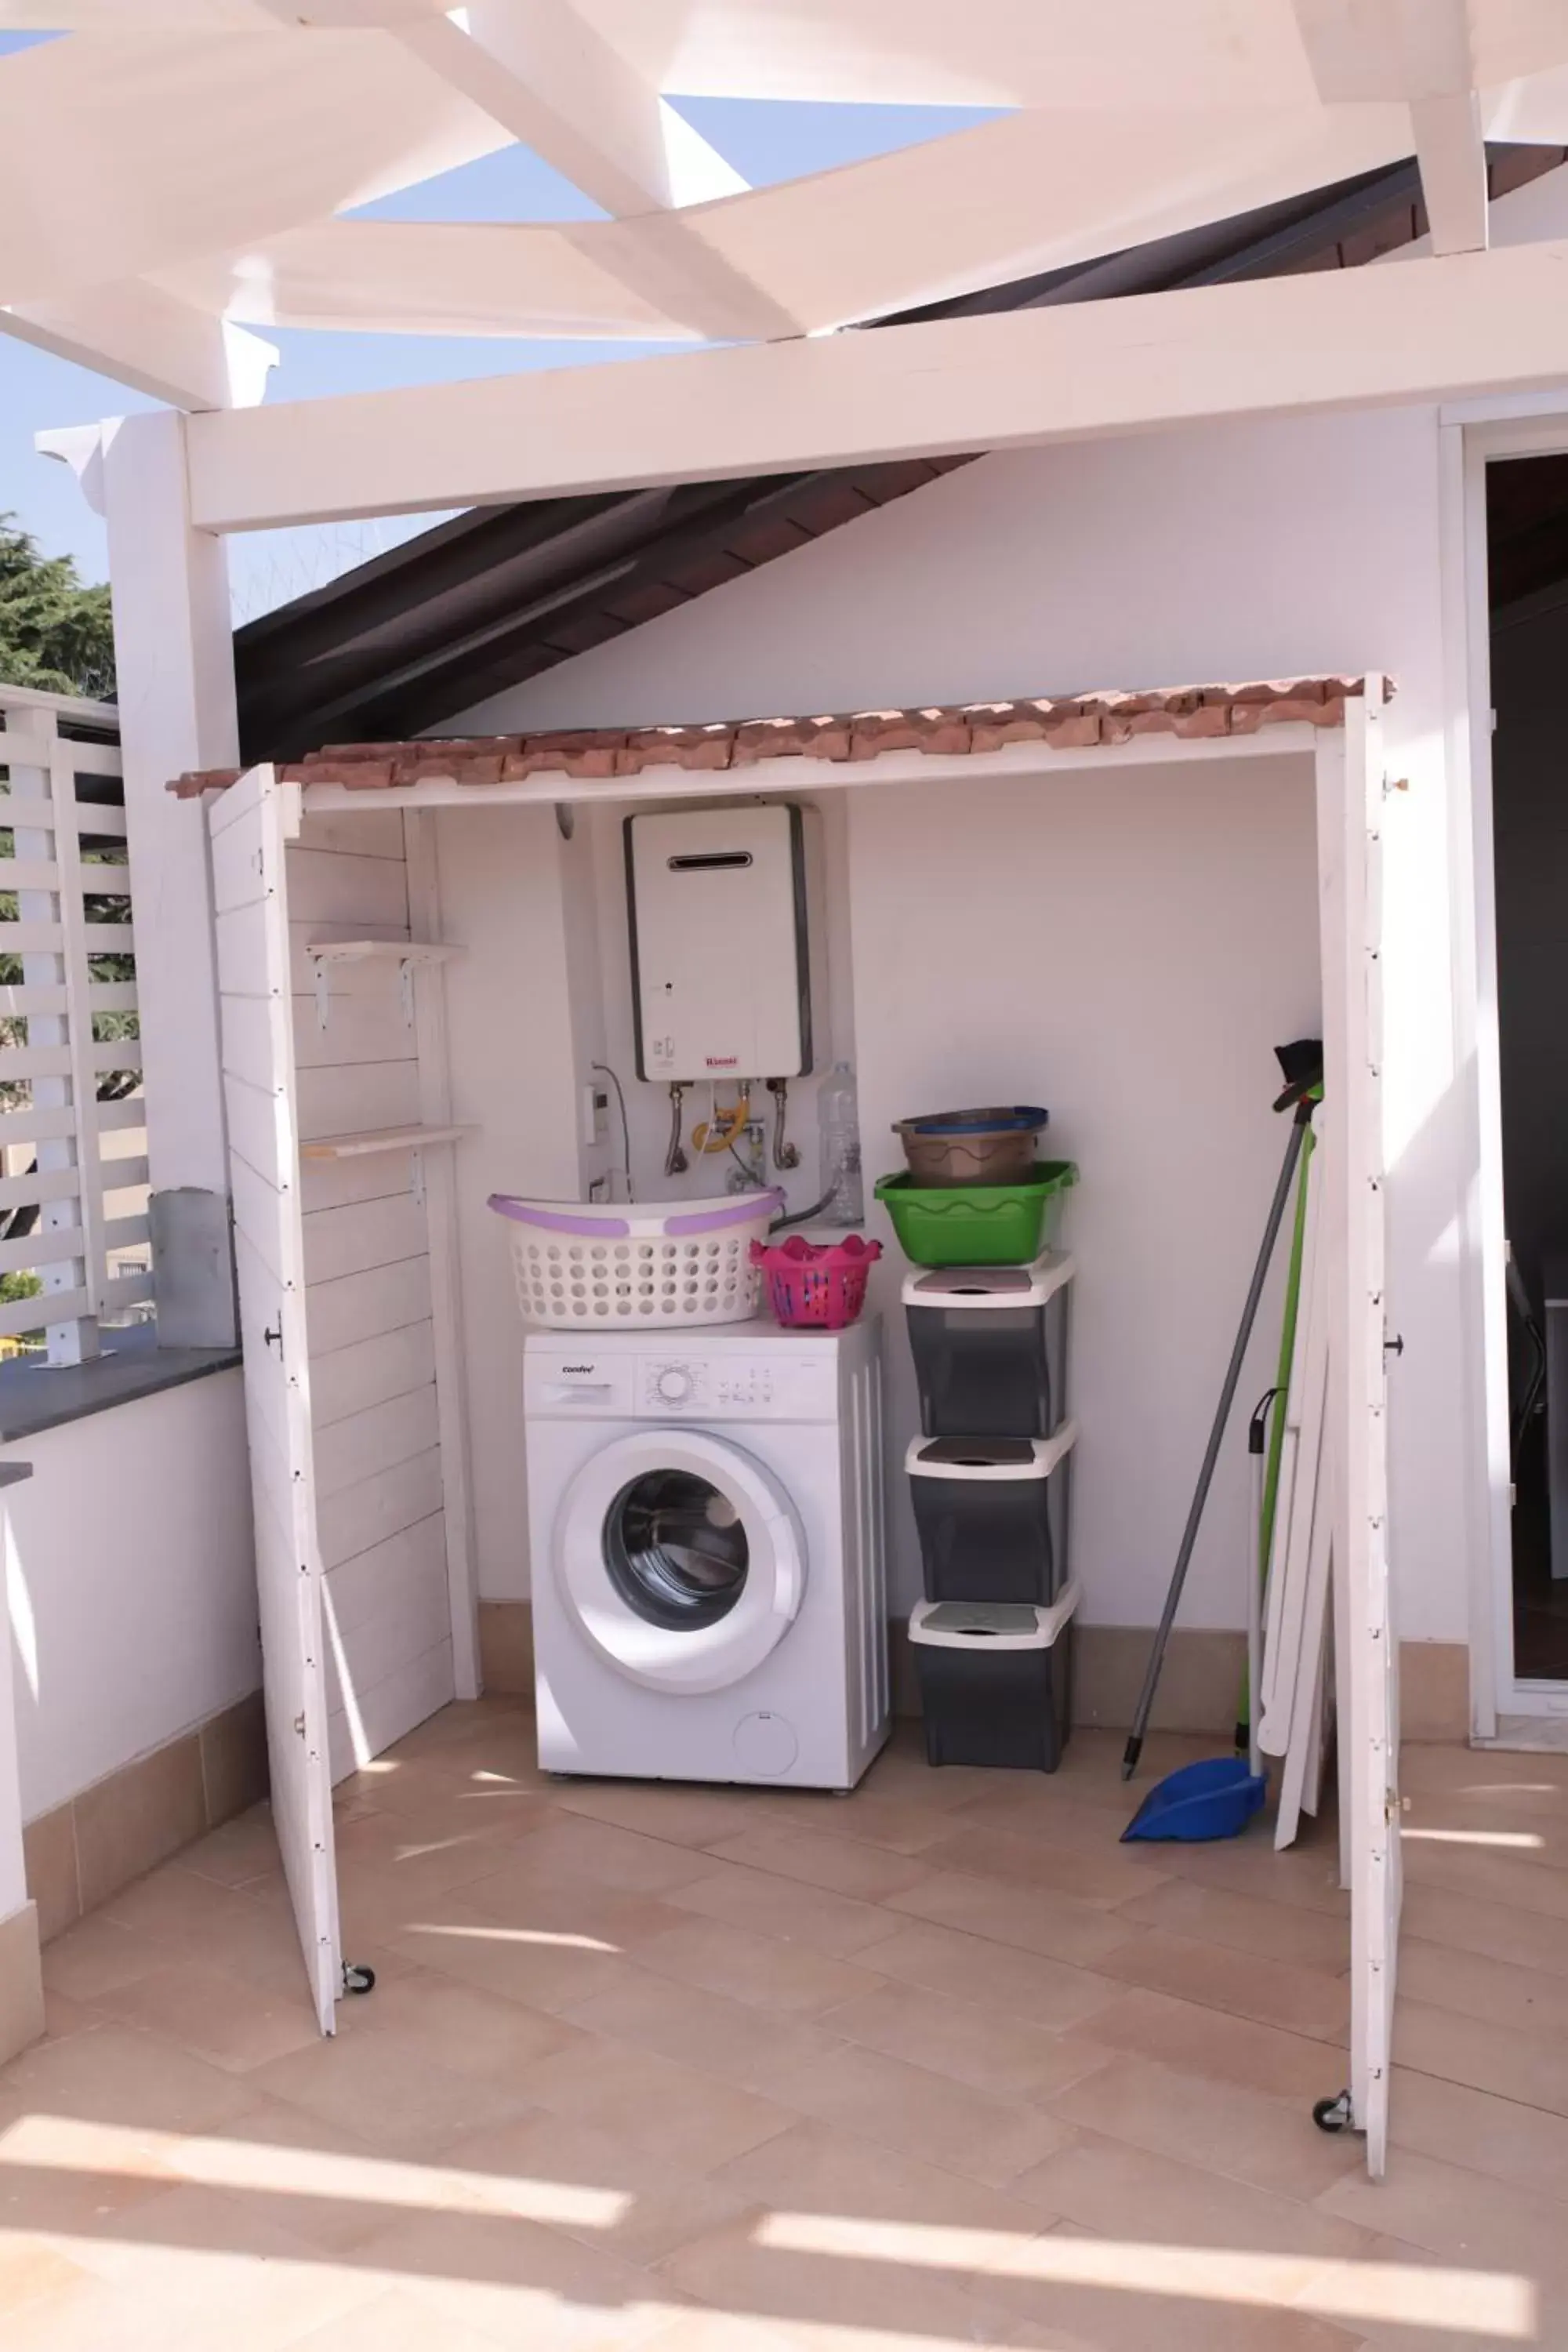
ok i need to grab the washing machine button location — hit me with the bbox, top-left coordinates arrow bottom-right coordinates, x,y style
654,1363 -> 695,1406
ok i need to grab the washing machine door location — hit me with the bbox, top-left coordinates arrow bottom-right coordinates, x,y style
554,1429 -> 806,1693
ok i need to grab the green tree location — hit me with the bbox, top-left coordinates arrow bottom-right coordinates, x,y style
0,513 -> 115,700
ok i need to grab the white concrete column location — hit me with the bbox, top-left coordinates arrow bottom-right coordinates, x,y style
0,1465 -> 43,2065
101,410 -> 239,1347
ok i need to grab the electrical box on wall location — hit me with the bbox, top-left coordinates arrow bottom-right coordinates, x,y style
626,804 -> 823,1082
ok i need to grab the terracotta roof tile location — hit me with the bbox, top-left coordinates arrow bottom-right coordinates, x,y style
168,676 -> 1382,800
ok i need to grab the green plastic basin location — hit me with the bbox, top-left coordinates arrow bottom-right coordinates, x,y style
874,1161 -> 1078,1267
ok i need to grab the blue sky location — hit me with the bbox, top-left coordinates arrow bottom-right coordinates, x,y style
0,30 -> 994,620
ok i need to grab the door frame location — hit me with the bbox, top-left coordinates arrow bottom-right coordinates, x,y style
1441,399 -> 1568,1730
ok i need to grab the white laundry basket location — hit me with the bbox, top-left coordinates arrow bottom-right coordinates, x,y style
488,1190 -> 782,1330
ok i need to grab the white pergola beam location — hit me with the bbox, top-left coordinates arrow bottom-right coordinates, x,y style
375,2 -> 797,339
2,282 -> 276,409
183,237 -> 1568,532
1294,0 -> 1489,253
1411,88 -> 1490,255
397,2 -> 742,214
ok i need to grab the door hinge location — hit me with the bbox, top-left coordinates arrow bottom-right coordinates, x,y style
293,1712 -> 306,1737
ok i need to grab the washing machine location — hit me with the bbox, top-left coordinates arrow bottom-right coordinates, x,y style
524,1317 -> 890,1790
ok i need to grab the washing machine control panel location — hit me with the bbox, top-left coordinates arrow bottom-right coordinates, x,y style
639,1356 -> 787,1414
525,1339 -> 848,1421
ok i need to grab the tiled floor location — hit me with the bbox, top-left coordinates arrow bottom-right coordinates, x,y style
4,1708 -> 1568,2349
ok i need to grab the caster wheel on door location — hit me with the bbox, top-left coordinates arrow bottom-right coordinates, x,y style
342,1964 -> 376,1997
1312,2091 -> 1352,2135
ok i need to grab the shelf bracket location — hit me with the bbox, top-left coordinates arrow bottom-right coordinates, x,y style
313,956 -> 332,1033
410,1146 -> 426,1210
399,955 -> 416,1029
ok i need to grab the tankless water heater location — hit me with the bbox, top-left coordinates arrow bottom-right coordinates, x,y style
626,803 -> 822,1083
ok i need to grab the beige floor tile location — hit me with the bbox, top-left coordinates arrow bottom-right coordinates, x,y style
564,1965 -> 842,2093
950,1784 -> 1189,1865
488,1817 -> 728,1898
36,1992 -> 103,2046
819,1980 -> 1112,2103
365,2205 -> 687,2349
1042,2053 -> 1365,2203
881,1866 -> 1138,1969
1141,1830 -> 1349,1918
654,2205 -> 1014,2347
1319,2140 -> 1568,2287
1096,1928 -> 1352,2043
701,1825 -> 932,1904
102,1860 -> 267,1944
387,1888 -> 652,2016
0,2234 -> 96,2316
633,2312 -> 808,2352
1065,1987 -> 1341,2103
512,2034 -> 797,2172
159,2093 -> 457,2255
38,1914 -> 181,2005
86,1960 -> 322,2074
1386,2062 -> 1568,2193
174,1806 -> 281,1892
245,2024 -> 532,2160
630,1915 -> 887,2018
917,1823 -> 1161,1910
1393,1994 -> 1568,2116
284,2285 -> 510,2351
332,1962 -> 583,2082
1300,2230 -> 1563,2352
665,1860 -> 897,1958
333,1800 -> 550,1899
751,1787 -> 969,1858
744,2036 -> 1076,2187
446,1865 -> 688,1947
443,2107 -> 758,2266
1112,1875 -> 1351,1974
970,2220 -> 1367,2352
0,2020 -> 258,2137
1397,1932 -> 1568,2040
1399,1829 -> 1568,1922
552,1780 -> 760,1849
852,1918 -> 1124,2035
1400,1874 -> 1568,1978
1011,2131 -> 1374,2260
713,2114 -> 1056,2236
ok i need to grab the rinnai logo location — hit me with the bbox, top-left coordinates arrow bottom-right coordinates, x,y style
705,1054 -> 740,1069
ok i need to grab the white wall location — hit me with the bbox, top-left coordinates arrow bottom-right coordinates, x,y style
850,756 -> 1319,1618
438,804 -> 588,1605
436,792 -> 859,1605
447,403 -> 1466,1642
5,1371 -> 259,1823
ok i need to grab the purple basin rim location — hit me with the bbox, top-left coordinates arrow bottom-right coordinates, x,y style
488,1196 -> 630,1238
666,1191 -> 783,1236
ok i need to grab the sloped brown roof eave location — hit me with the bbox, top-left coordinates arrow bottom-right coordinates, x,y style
169,675 -> 1381,800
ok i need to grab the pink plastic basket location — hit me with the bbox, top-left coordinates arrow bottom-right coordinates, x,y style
750,1233 -> 882,1330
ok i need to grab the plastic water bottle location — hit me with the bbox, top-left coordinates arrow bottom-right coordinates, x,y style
818,1062 -> 864,1225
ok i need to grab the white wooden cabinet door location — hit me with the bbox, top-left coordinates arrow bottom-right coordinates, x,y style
211,767 -> 340,2034
1318,691 -> 1399,2176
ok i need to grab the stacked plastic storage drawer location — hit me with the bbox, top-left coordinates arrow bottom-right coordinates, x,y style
905,1257 -> 1080,1769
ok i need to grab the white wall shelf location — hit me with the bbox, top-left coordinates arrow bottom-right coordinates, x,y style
299,1123 -> 472,1162
306,937 -> 465,1030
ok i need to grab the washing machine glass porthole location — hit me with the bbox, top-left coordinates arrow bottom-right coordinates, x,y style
604,1468 -> 750,1631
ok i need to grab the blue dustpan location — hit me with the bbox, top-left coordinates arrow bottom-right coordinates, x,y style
1121,1755 -> 1267,1843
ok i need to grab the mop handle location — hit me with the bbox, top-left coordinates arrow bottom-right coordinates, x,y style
1246,1388 -> 1279,1780
1121,1107 -> 1312,1781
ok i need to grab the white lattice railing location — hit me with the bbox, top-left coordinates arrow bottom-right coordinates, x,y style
0,684 -> 151,1366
